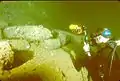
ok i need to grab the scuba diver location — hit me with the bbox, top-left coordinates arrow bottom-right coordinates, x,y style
69,24 -> 120,57
69,24 -> 112,57
69,24 -> 120,80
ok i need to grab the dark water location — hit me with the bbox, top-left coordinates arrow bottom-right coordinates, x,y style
1,1 -> 120,36
0,1 -> 120,81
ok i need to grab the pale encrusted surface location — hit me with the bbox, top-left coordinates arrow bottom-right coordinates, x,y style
0,25 -> 92,81
3,44 -> 90,81
3,25 -> 53,41
0,41 -> 14,70
42,38 -> 61,50
9,39 -> 30,51
79,67 -> 89,81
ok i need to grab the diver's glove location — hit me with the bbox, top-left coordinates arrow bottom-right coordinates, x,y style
115,40 -> 120,46
83,42 -> 91,56
108,40 -> 120,49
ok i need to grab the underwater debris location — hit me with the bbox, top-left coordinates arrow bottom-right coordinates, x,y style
0,25 -> 93,81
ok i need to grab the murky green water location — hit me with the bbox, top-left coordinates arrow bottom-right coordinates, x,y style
0,1 -> 120,81
1,1 -> 120,37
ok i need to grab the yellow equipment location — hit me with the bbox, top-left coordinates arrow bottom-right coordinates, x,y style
69,24 -> 83,35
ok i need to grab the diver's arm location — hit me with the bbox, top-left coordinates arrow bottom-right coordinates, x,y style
115,40 -> 120,46
83,26 -> 91,56
107,39 -> 120,49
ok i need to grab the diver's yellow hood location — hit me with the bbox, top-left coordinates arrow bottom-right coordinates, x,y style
69,24 -> 79,30
69,24 -> 83,35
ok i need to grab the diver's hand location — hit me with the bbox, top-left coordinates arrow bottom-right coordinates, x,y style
115,40 -> 120,46
83,42 -> 91,56
83,42 -> 90,52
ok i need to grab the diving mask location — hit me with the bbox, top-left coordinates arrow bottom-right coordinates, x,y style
94,28 -> 112,44
102,28 -> 112,38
